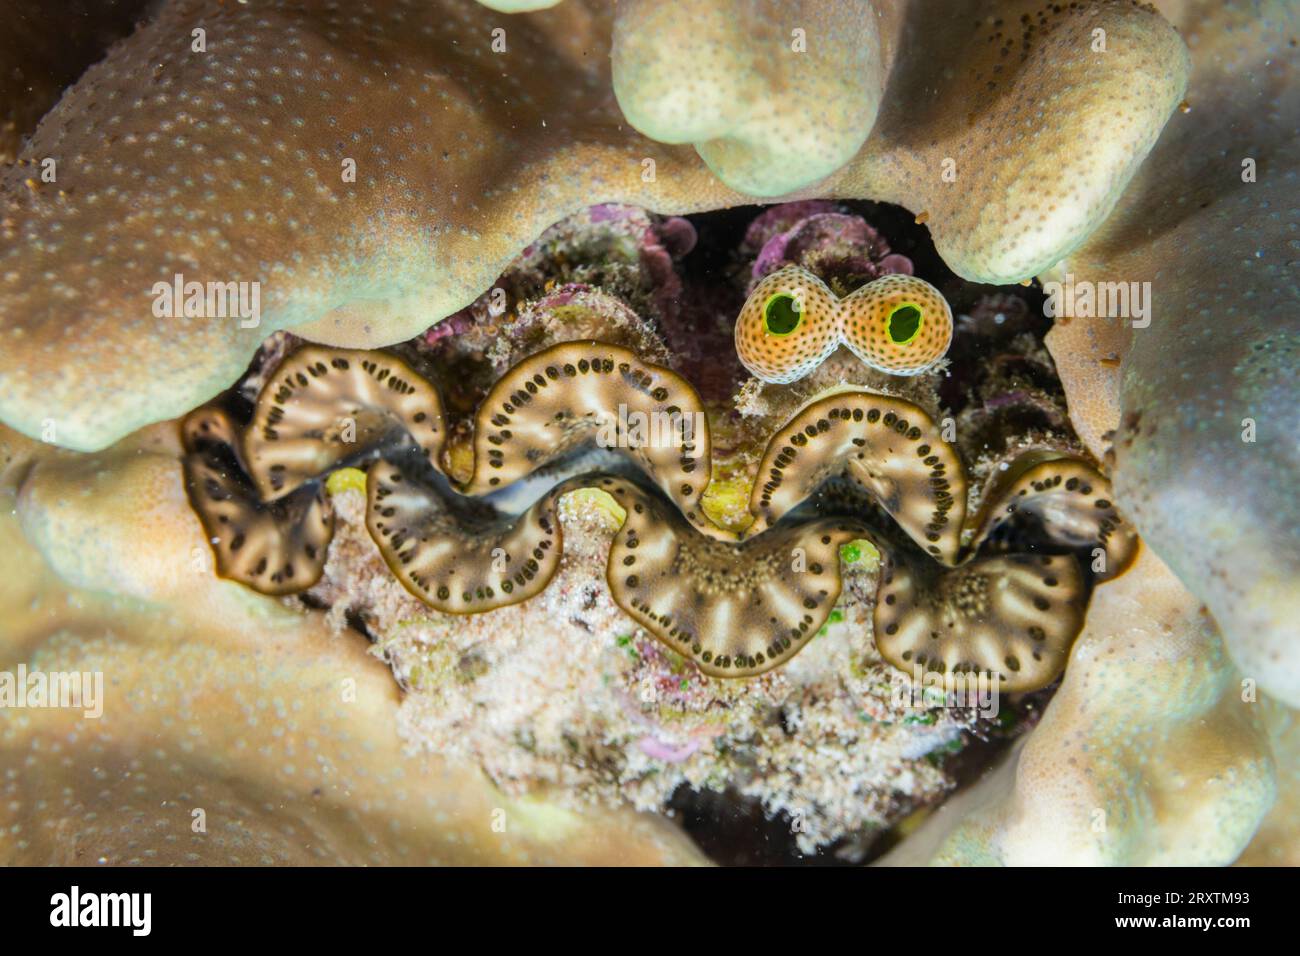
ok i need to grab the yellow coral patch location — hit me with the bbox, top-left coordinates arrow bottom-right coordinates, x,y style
560,487 -> 627,529
325,467 -> 368,497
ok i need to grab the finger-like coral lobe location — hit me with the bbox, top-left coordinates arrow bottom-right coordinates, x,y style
182,404 -> 334,595
841,0 -> 1191,284
612,0 -> 885,196
1055,0 -> 1300,705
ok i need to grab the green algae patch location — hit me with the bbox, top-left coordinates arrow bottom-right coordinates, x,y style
840,538 -> 881,571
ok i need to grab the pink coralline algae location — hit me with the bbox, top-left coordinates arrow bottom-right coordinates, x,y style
636,736 -> 705,764
423,309 -> 478,346
634,212 -> 697,326
746,202 -> 913,289
426,203 -> 697,345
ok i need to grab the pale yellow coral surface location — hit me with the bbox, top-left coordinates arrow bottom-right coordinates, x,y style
1046,0 -> 1300,706
613,0 -> 885,197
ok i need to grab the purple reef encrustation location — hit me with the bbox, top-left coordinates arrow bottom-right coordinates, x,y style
744,201 -> 913,292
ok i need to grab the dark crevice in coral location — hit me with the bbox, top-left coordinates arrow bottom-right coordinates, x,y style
666,786 -> 864,867
344,608 -> 377,643
670,686 -> 1050,867
297,592 -> 329,612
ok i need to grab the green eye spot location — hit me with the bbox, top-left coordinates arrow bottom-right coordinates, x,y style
763,293 -> 803,337
888,304 -> 923,345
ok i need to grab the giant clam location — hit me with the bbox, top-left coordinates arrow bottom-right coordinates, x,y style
182,319 -> 1134,688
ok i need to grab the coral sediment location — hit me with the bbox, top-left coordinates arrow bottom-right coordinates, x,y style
312,479 -> 971,856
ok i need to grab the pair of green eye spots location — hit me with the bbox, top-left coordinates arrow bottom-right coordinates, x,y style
762,292 -> 924,346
